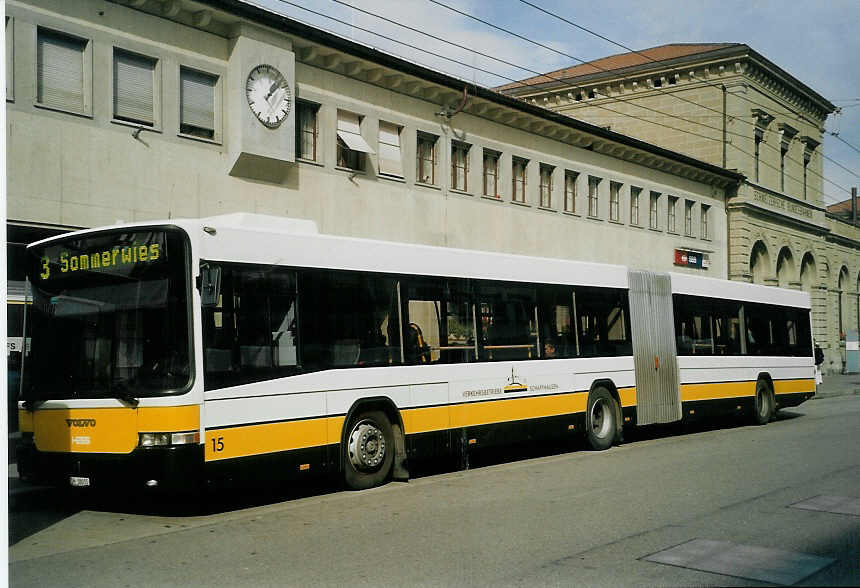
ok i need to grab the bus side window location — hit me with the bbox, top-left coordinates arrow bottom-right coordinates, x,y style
477,282 -> 537,361
299,269 -> 401,371
404,278 -> 474,364
201,263 -> 299,390
537,286 -> 576,358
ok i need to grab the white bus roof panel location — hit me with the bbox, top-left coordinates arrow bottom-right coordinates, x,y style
670,272 -> 811,309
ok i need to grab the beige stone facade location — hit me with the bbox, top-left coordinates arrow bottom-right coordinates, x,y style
501,44 -> 856,373
6,2 -> 738,274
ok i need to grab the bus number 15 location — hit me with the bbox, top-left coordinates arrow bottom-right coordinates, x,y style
211,437 -> 224,452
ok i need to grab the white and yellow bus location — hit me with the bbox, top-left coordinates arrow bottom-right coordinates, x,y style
17,214 -> 816,491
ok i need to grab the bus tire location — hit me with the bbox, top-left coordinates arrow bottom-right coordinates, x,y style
343,410 -> 394,490
753,378 -> 774,425
586,387 -> 618,451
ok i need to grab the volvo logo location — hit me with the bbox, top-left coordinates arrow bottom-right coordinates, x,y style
65,418 -> 96,428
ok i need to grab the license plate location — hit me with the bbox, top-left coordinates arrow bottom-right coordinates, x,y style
69,476 -> 91,487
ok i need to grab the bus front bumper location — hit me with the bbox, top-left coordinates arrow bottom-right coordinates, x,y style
16,434 -> 204,492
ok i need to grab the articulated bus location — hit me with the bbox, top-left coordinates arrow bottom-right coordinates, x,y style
17,214 -> 816,492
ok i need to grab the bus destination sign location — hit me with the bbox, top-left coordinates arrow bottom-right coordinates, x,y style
39,242 -> 162,281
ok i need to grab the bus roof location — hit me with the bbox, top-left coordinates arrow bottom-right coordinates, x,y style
28,214 -> 810,308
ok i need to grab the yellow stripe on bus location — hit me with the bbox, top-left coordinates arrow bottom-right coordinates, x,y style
773,379 -> 816,395
681,381 -> 756,402
205,417 -> 338,462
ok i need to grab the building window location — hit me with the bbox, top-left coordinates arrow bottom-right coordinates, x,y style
512,157 -> 527,203
780,142 -> 788,192
36,28 -> 91,115
113,48 -> 159,127
6,17 -> 13,102
451,141 -> 470,191
803,151 -> 810,200
378,121 -> 404,177
684,200 -> 694,236
701,204 -> 710,240
609,181 -> 621,221
540,164 -> 554,208
483,149 -> 500,198
588,176 -> 601,217
630,186 -> 641,225
564,171 -> 578,213
754,128 -> 763,183
649,191 -> 660,229
179,66 -> 217,140
417,132 -> 437,184
667,196 -> 677,232
336,110 -> 373,172
296,101 -> 319,161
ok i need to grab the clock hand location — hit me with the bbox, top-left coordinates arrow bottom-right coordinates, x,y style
265,81 -> 278,100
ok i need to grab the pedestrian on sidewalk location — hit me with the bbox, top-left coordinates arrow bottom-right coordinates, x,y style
814,343 -> 824,385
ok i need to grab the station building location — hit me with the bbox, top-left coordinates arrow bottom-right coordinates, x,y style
5,0 -> 745,425
499,43 -> 857,373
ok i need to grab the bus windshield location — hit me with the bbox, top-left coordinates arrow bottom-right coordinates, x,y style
24,228 -> 192,401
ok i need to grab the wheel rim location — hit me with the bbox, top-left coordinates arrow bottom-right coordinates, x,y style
347,420 -> 386,471
590,398 -> 613,439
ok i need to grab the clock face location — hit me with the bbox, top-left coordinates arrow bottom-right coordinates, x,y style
245,64 -> 292,128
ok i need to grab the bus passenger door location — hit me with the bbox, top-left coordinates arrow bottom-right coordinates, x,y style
628,270 -> 681,425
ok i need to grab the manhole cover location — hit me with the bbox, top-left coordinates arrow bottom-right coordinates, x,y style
643,538 -> 834,585
790,495 -> 860,516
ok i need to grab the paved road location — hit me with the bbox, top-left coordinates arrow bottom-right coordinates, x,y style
9,395 -> 860,587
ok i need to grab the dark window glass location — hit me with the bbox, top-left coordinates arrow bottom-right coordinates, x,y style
575,286 -> 631,357
673,295 -> 742,356
299,270 -> 401,372
202,263 -> 298,389
404,278 -> 474,364
26,229 -> 191,400
537,286 -> 576,358
674,295 -> 713,355
744,303 -> 813,357
477,282 -> 537,361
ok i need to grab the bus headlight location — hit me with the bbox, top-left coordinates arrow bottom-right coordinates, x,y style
139,431 -> 200,447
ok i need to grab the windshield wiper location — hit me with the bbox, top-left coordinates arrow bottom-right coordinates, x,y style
111,382 -> 140,408
22,399 -> 46,411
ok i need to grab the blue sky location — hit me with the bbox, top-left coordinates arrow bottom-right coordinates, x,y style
253,0 -> 860,206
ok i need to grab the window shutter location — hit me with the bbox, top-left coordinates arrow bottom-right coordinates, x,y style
114,50 -> 156,125
180,68 -> 215,132
336,111 -> 374,153
37,30 -> 85,112
378,122 -> 402,176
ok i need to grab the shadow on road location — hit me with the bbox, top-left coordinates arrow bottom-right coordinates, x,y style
9,408 -> 810,531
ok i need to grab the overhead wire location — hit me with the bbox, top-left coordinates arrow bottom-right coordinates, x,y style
424,0 -> 854,197
267,0 -> 853,200
511,0 -> 860,190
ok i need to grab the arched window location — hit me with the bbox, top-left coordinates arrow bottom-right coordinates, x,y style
776,247 -> 796,288
750,241 -> 770,285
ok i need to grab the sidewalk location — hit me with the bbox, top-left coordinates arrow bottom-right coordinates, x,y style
814,372 -> 860,399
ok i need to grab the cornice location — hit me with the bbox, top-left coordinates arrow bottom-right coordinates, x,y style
502,47 -> 833,125
106,0 -> 743,190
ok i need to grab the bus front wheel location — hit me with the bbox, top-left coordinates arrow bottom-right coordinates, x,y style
752,379 -> 774,425
343,410 -> 394,490
586,387 -> 618,451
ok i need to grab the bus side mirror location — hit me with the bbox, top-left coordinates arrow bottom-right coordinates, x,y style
200,265 -> 221,307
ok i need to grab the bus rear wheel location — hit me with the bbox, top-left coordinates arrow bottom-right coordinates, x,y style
752,379 -> 774,425
343,410 -> 394,490
586,387 -> 618,451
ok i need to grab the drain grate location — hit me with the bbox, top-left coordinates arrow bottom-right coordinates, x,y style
789,495 -> 860,516
643,538 -> 835,585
